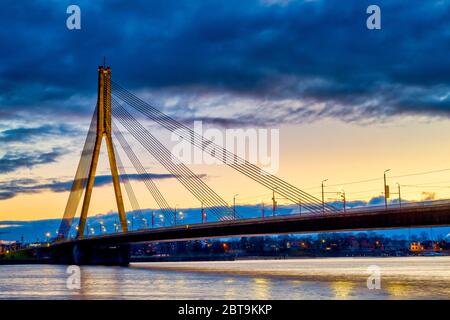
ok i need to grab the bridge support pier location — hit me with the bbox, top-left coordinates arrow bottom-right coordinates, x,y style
45,242 -> 131,266
71,243 -> 130,266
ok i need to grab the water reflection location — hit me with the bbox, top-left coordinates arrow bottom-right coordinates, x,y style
253,278 -> 271,300
223,278 -> 237,299
385,282 -> 413,299
1,257 -> 450,299
331,281 -> 354,299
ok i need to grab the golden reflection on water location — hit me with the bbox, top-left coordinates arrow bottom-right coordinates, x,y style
385,282 -> 411,298
223,278 -> 237,299
224,288 -> 237,299
79,267 -> 123,298
331,281 -> 354,299
253,278 -> 271,300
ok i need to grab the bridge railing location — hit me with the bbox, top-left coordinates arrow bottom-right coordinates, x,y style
344,199 -> 450,214
70,199 -> 450,239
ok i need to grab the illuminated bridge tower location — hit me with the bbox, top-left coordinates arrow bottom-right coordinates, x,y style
77,66 -> 128,237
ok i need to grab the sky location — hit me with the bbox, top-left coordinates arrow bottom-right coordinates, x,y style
0,0 -> 450,223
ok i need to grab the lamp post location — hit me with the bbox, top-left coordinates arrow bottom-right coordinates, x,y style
272,188 -> 278,217
321,179 -> 328,214
397,183 -> 402,208
174,205 -> 178,226
233,194 -> 239,220
179,211 -> 184,224
201,202 -> 205,223
142,218 -> 148,229
261,200 -> 265,220
384,169 -> 391,209
152,211 -> 155,228
341,190 -> 346,213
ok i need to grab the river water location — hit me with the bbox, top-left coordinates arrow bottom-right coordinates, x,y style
0,257 -> 449,299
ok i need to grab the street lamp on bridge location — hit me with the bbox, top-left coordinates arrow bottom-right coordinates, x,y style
201,202 -> 205,223
396,182 -> 402,208
261,200 -> 265,219
384,169 -> 391,209
142,218 -> 148,229
174,205 -> 179,225
233,194 -> 239,220
151,211 -> 155,228
272,188 -> 278,217
341,189 -> 346,213
179,211 -> 184,224
321,179 -> 328,214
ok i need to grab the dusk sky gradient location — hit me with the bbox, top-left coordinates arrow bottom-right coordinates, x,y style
1,0 -> 449,221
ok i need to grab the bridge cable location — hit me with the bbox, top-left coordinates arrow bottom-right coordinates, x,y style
111,99 -> 234,217
109,89 -> 314,214
111,82 -> 333,213
58,106 -> 98,239
111,99 -> 238,221
114,142 -> 143,215
111,83 -> 334,214
112,105 -> 233,221
112,121 -> 176,223
110,89 -> 325,214
112,101 -> 236,221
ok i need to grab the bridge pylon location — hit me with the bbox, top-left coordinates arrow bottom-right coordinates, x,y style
76,66 -> 128,237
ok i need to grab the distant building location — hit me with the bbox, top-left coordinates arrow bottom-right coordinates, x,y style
410,242 -> 424,253
0,240 -> 17,254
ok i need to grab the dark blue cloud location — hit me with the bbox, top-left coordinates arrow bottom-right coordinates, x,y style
0,173 -> 189,200
0,124 -> 78,143
0,0 -> 448,123
0,148 -> 64,174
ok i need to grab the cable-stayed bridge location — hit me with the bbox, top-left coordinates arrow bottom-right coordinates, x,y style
13,66 -> 450,265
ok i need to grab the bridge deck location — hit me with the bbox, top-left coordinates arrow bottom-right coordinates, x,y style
55,202 -> 450,246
